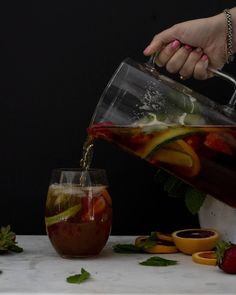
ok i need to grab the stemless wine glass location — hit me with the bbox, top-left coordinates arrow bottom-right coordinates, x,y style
45,168 -> 112,258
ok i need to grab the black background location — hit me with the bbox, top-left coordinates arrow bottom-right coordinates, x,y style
1,1 -> 236,235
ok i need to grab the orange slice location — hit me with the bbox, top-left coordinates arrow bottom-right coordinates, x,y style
135,235 -> 178,254
145,244 -> 179,254
192,251 -> 217,266
150,139 -> 200,177
101,188 -> 112,207
156,232 -> 173,242
151,149 -> 193,167
166,139 -> 201,177
172,229 -> 219,255
135,235 -> 148,245
135,234 -> 174,245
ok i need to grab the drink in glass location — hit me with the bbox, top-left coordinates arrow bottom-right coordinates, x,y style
45,169 -> 112,258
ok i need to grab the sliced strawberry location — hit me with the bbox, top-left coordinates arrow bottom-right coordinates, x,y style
81,196 -> 106,222
130,134 -> 149,145
101,189 -> 112,207
204,132 -> 233,155
92,196 -> 106,215
87,122 -> 113,140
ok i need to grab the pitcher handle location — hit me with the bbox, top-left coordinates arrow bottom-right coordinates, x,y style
208,67 -> 236,109
148,54 -> 236,109
147,53 -> 158,68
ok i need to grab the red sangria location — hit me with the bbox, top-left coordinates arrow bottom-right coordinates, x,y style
88,122 -> 236,207
45,169 -> 112,258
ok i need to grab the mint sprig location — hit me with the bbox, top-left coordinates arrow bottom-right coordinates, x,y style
113,244 -> 144,253
0,225 -> 23,254
113,232 -> 161,254
140,256 -> 178,266
66,268 -> 91,284
154,169 -> 206,214
185,188 -> 206,215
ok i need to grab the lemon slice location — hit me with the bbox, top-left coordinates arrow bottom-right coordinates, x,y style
45,204 -> 81,226
192,251 -> 216,266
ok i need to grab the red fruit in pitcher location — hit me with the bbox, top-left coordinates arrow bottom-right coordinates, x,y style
204,133 -> 233,155
216,240 -> 236,274
87,122 -> 113,140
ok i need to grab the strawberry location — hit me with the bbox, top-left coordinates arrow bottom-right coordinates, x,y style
216,240 -> 236,274
87,122 -> 114,141
204,132 -> 233,155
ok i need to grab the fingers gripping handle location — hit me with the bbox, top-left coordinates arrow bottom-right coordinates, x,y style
148,53 -> 236,109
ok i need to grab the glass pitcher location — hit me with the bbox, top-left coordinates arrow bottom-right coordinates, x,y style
88,57 -> 236,208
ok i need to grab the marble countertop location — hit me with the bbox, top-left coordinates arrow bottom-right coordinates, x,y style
0,235 -> 235,294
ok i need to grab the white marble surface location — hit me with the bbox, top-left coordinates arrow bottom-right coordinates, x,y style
0,235 -> 235,295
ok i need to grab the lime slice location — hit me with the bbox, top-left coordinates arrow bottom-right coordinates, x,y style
184,114 -> 205,125
143,127 -> 195,158
45,204 -> 81,226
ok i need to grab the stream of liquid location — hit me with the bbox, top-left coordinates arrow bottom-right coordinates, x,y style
80,135 -> 95,170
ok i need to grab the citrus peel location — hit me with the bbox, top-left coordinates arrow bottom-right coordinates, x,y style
166,139 -> 201,177
172,229 -> 219,255
135,234 -> 178,254
192,251 -> 217,266
156,232 -> 174,242
45,204 -> 81,226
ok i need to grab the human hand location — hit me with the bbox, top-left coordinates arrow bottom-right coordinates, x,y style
143,12 -> 227,80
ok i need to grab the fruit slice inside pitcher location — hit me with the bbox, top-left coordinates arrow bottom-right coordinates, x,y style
88,122 -> 234,177
149,139 -> 201,177
87,120 -> 236,207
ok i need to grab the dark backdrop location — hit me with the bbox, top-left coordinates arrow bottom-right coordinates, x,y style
1,1 -> 236,234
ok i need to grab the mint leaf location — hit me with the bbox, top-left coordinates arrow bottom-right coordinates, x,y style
8,244 -> 23,253
136,239 -> 157,250
154,169 -> 170,185
135,232 -> 157,249
0,225 -> 23,254
154,170 -> 188,197
185,188 -> 206,215
140,256 -> 178,266
154,170 -> 206,214
163,176 -> 181,193
113,244 -> 144,253
155,170 -> 180,193
66,268 -> 90,284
